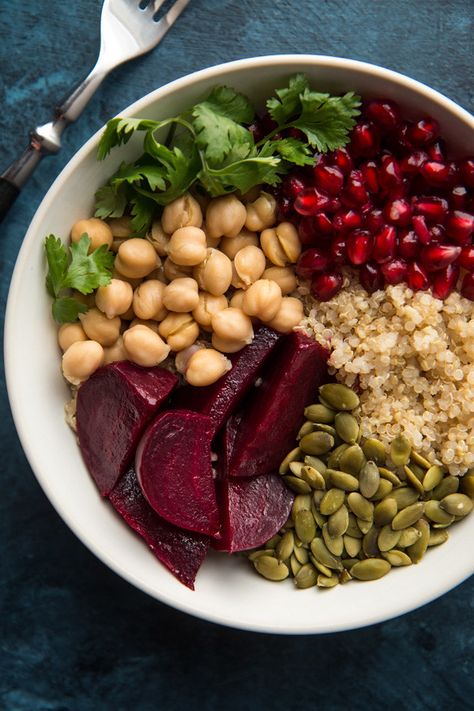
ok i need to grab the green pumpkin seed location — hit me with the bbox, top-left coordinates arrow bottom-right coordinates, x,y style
295,510 -> 317,544
289,460 -> 305,476
276,531 -> 295,561
346,513 -> 363,538
294,563 -> 318,589
310,537 -> 343,571
460,471 -> 474,498
390,435 -> 411,466
247,549 -> 269,561
293,545 -> 309,565
264,533 -> 281,550
279,446 -> 301,474
297,421 -> 315,439
378,467 -> 402,487
357,518 -> 373,534
411,463 -> 426,481
407,519 -> 430,563
328,504 -> 349,537
290,553 -> 302,576
339,569 -> 353,584
432,475 -> 459,500
391,486 -> 420,509
424,500 -> 455,525
254,555 -> 289,581
304,403 -> 336,423
320,487 -> 346,515
310,556 -> 332,577
347,492 -> 374,522
392,502 -> 425,530
314,423 -> 338,438
328,469 -> 359,492
300,431 -> 334,456
342,558 -> 359,570
319,383 -> 360,411
403,465 -> 425,495
378,525 -> 402,552
440,493 -> 474,517
370,479 -> 393,501
327,443 -> 350,469
304,455 -> 327,475
283,475 -> 312,494
291,494 -> 312,521
343,534 -> 362,558
322,524 -> 344,556
335,412 -> 359,444
374,497 -> 398,527
313,489 -> 325,506
398,527 -> 422,547
311,501 -> 327,528
317,573 -> 339,588
359,461 -> 381,498
339,444 -> 366,476
362,527 -> 380,557
362,438 -> 386,465
301,465 -> 326,490
428,529 -> 449,547
382,550 -> 412,566
351,558 -> 391,581
410,450 -> 432,469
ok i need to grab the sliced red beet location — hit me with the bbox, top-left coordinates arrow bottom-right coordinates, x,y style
135,410 -> 220,537
171,326 -> 281,434
109,467 -> 209,590
77,362 -> 178,497
228,332 -> 330,478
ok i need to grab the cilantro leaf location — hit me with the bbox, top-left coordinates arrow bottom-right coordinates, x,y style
52,297 -> 88,323
266,73 -> 309,126
192,103 -> 254,164
94,184 -> 128,220
129,194 -> 158,235
110,161 -> 167,192
267,137 -> 314,166
293,90 -> 361,152
45,235 -> 68,297
198,85 -> 255,124
97,117 -> 161,160
199,155 -> 282,196
142,132 -> 201,203
64,234 -> 115,294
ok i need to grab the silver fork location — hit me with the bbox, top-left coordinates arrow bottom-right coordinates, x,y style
0,0 -> 191,222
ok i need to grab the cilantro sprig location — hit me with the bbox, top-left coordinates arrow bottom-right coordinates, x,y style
94,74 -> 361,234
45,234 -> 114,323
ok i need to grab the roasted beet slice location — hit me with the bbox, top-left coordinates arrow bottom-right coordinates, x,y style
77,362 -> 178,497
213,473 -> 294,553
109,467 -> 209,590
171,326 -> 281,434
135,410 -> 220,537
228,332 -> 330,477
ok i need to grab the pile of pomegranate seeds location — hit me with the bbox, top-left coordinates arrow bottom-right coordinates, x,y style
272,99 -> 474,301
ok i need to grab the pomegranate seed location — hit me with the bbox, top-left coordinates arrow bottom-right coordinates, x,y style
398,229 -> 420,260
260,112 -> 279,134
343,169 -> 369,207
294,187 -> 330,216
457,245 -> 474,271
432,264 -> 460,299
412,196 -> 449,224
449,185 -> 469,211
365,208 -> 385,234
387,179 -> 410,199
406,262 -> 430,291
381,258 -> 408,285
420,161 -> 452,187
378,155 -> 403,189
325,197 -> 342,214
248,120 -> 265,143
311,271 -> 343,301
312,212 -> 334,236
429,224 -> 446,244
419,244 -> 461,272
329,147 -> 353,175
298,217 -> 318,246
365,99 -> 401,131
459,158 -> 474,188
400,150 -> 429,174
333,208 -> 363,233
282,175 -> 307,199
360,161 -> 380,193
330,234 -> 348,264
427,139 -> 446,163
408,117 -> 440,146
387,121 -> 414,154
445,210 -> 474,245
277,194 -> 293,220
384,197 -> 412,226
373,225 -> 397,263
412,215 -> 432,245
296,249 -> 332,279
460,272 -> 474,300
360,262 -> 384,293
286,127 -> 307,141
347,230 -> 374,265
349,121 -> 380,158
313,165 -> 344,195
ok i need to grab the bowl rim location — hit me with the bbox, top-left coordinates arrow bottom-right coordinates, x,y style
5,54 -> 474,634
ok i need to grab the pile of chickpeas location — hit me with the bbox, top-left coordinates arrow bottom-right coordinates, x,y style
60,189 -> 305,387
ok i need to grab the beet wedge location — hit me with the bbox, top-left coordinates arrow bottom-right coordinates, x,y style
77,362 -> 178,497
135,410 -> 220,537
228,331 -> 330,478
171,326 -> 281,434
109,467 -> 209,590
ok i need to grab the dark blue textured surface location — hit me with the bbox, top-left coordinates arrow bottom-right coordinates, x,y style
1,1 -> 474,709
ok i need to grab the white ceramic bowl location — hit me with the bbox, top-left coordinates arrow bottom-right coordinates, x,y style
5,55 -> 474,634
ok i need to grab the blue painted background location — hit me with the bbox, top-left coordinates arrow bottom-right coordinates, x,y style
1,1 -> 473,709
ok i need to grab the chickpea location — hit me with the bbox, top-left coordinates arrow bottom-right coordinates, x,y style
185,348 -> 232,387
167,226 -> 207,266
192,292 -> 228,331
115,238 -> 159,279
163,257 -> 193,281
79,308 -> 121,346
123,325 -> 170,366
108,216 -> 132,238
71,217 -> 113,251
220,229 -> 258,259
161,193 -> 203,234
262,266 -> 298,295
266,297 -> 304,333
260,222 -> 301,266
245,192 -> 277,232
163,277 -> 199,313
232,246 -> 266,288
129,318 -> 161,333
62,340 -> 104,385
111,237 -> 128,253
229,289 -> 245,309
158,312 -> 200,351
175,344 -> 204,374
193,248 -> 232,296
133,280 -> 167,321
242,279 -> 282,322
148,220 -> 170,256
58,322 -> 87,352
145,267 -> 166,282
206,232 -> 221,249
211,333 -> 248,354
211,307 -> 254,344
206,195 -> 247,239
239,185 -> 262,203
95,279 -> 133,319
103,336 -> 127,365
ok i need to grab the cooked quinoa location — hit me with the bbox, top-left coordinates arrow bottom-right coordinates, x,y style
299,275 -> 474,476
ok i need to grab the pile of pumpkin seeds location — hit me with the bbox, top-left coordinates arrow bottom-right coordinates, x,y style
248,382 -> 474,589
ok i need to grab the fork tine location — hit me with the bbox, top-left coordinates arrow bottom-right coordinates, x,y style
152,0 -> 192,41
141,0 -> 167,16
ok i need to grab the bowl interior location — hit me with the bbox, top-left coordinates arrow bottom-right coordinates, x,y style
5,55 -> 474,634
